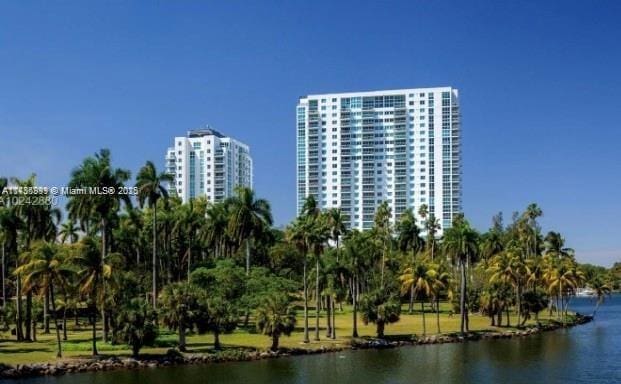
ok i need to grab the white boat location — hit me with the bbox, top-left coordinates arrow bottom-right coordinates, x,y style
576,287 -> 596,297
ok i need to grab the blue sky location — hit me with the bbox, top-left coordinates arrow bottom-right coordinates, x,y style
1,1 -> 620,266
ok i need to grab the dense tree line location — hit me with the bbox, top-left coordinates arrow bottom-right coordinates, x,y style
0,149 -> 616,358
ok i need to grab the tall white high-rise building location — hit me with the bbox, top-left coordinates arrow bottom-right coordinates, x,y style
296,87 -> 461,233
165,127 -> 253,203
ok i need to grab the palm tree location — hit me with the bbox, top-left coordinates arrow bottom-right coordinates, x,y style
200,202 -> 229,260
359,289 -> 401,338
523,204 -> 543,259
544,256 -> 584,323
308,212 -> 329,341
442,214 -> 478,334
227,187 -> 273,275
373,201 -> 392,287
488,246 -> 530,324
75,237 -> 112,356
0,203 -> 23,340
12,175 -> 61,340
68,149 -> 131,342
418,204 -> 439,261
59,219 -> 80,244
286,217 -> 311,343
255,293 -> 297,351
159,282 -> 203,352
590,276 -> 612,317
173,200 -> 204,281
395,208 -> 424,313
433,261 -> 452,333
15,241 -> 74,357
400,260 -> 437,336
136,160 -> 173,309
326,208 -> 347,261
544,231 -> 574,260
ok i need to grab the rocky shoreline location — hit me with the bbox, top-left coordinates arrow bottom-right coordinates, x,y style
0,315 -> 592,380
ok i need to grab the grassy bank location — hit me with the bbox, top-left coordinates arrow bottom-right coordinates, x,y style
0,303 -> 569,366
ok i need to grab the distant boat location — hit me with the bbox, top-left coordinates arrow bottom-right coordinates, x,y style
576,287 -> 596,297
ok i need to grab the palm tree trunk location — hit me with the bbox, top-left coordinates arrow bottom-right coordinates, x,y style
44,291 -> 50,334
179,326 -> 186,351
214,329 -> 221,350
409,286 -> 414,314
187,237 -> 192,283
516,283 -> 522,327
325,296 -> 332,338
331,297 -> 336,339
15,273 -> 23,341
459,259 -> 467,334
380,247 -> 385,288
352,275 -> 359,338
436,296 -> 441,334
25,292 -> 32,341
314,255 -> 320,341
593,297 -> 602,317
556,280 -> 563,322
101,218 -> 108,343
421,300 -> 426,336
245,238 -> 251,275
377,321 -> 385,339
152,203 -> 158,309
50,285 -> 62,358
62,307 -> 68,341
271,334 -> 279,351
91,308 -> 98,356
303,258 -> 309,343
32,317 -> 37,342
1,241 -> 5,309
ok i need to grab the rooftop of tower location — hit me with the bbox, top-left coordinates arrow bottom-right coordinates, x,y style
187,126 -> 225,138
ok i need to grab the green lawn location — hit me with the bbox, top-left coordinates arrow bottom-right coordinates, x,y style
0,303 -> 562,366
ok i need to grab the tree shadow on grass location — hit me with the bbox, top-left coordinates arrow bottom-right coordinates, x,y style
0,347 -> 50,354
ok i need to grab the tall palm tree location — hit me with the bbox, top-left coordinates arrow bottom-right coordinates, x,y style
15,241 -> 74,357
523,203 -> 543,259
373,201 -> 392,287
200,202 -> 229,260
400,260 -> 437,336
173,199 -> 204,281
227,187 -> 273,275
342,230 -> 371,338
59,219 -> 80,244
286,217 -> 311,343
68,149 -> 131,342
12,175 -> 61,339
0,203 -> 23,340
418,204 -> 439,261
544,231 -> 574,260
396,208 -> 424,258
590,276 -> 611,317
75,237 -> 113,356
488,247 -> 530,324
326,207 -> 346,261
136,160 -> 173,309
308,213 -> 329,341
396,208 -> 424,313
432,261 -> 452,333
442,215 -> 478,334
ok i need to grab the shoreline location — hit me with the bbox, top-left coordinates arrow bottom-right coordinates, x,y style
0,314 -> 593,380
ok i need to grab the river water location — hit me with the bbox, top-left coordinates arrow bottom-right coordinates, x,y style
11,295 -> 620,384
